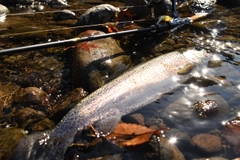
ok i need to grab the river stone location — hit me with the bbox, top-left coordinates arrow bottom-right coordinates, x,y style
165,128 -> 194,152
12,108 -> 46,130
76,4 -> 120,26
31,118 -> 55,131
49,88 -> 87,123
124,0 -> 172,19
192,133 -> 223,153
54,9 -> 75,20
71,30 -> 132,92
147,136 -> 185,160
50,0 -> 69,8
13,87 -> 50,106
122,113 -> 145,125
0,4 -> 8,14
0,127 -> 26,160
221,117 -> 240,155
162,91 -> 230,133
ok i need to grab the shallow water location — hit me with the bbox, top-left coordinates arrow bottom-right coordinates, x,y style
0,0 -> 240,159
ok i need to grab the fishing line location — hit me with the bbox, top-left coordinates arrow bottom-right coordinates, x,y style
6,5 -> 147,16
0,19 -> 154,38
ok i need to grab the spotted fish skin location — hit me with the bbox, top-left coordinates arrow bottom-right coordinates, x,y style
10,48 -> 208,160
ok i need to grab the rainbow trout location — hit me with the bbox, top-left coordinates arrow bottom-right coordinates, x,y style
10,48 -> 209,159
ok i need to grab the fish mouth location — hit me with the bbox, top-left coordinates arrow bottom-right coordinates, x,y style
183,47 -> 209,63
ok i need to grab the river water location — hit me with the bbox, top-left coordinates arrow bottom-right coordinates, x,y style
0,0 -> 240,159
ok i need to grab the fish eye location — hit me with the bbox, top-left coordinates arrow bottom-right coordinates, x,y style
195,46 -> 203,51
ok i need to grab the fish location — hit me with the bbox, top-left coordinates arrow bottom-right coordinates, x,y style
10,47 -> 209,160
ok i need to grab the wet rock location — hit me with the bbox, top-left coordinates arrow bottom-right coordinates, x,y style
71,30 -> 132,92
13,87 -> 50,106
192,133 -> 223,153
50,0 -> 69,8
124,0 -> 171,19
54,9 -> 75,20
0,127 -> 26,160
165,128 -> 194,152
31,118 -> 55,131
0,4 -> 8,14
189,0 -> 216,14
145,117 -> 166,129
76,4 -> 120,26
122,113 -> 145,125
146,136 -> 185,160
12,107 -> 46,130
0,4 -> 8,22
49,88 -> 87,122
191,100 -> 218,117
31,3 -> 44,12
222,117 -> 240,154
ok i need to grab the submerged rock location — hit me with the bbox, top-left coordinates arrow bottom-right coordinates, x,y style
162,91 -> 230,133
124,0 -> 171,18
222,117 -> 240,154
49,88 -> 87,123
13,87 -> 50,106
76,4 -> 120,26
191,100 -> 218,117
0,127 -> 26,160
71,30 -> 132,92
31,118 -> 55,131
12,108 -> 46,130
147,136 -> 185,160
192,133 -> 223,153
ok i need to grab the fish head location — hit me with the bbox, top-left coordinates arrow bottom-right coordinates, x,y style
183,47 -> 210,64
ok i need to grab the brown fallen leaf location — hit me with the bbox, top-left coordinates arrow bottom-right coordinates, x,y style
121,132 -> 154,146
106,123 -> 169,146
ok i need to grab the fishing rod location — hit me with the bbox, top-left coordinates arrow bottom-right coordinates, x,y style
0,19 -> 156,38
0,14 -> 206,56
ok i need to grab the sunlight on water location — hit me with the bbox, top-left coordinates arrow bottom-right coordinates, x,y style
172,76 -> 180,82
192,71 -> 201,77
39,133 -> 50,145
168,137 -> 177,144
211,54 -> 221,61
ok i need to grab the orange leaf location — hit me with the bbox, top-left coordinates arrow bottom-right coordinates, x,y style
108,123 -> 155,136
106,123 -> 169,146
107,26 -> 119,33
121,132 -> 154,146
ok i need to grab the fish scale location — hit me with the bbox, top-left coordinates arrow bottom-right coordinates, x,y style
10,48 -> 208,160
